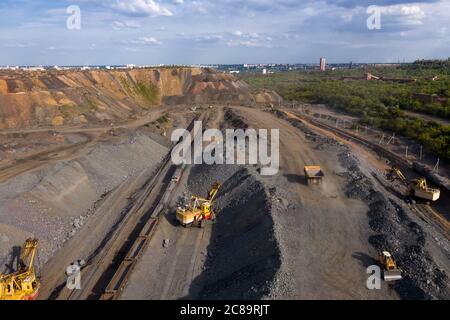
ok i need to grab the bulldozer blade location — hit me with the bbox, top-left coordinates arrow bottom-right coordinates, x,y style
383,270 -> 402,282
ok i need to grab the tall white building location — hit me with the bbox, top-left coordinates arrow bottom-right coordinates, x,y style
320,57 -> 326,71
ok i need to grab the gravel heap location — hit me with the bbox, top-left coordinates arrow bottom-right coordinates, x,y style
183,109 -> 281,299
338,151 -> 449,299
186,164 -> 281,299
0,130 -> 168,271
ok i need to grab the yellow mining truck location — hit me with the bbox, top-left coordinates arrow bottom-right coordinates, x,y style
304,166 -> 324,185
176,183 -> 221,228
0,239 -> 40,300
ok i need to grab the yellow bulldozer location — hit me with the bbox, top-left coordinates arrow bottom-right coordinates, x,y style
379,251 -> 402,282
176,182 -> 221,228
386,167 -> 440,202
0,238 -> 40,300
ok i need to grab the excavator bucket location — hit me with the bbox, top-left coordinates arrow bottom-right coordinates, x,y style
383,269 -> 403,282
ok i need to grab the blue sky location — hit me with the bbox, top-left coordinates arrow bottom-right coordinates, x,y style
0,0 -> 449,65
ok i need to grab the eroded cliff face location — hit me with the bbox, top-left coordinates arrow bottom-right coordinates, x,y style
0,67 -> 254,129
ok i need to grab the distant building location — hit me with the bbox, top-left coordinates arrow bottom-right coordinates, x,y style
23,66 -> 45,71
320,57 -> 326,71
262,68 -> 267,75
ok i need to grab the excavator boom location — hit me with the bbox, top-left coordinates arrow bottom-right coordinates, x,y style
20,238 -> 39,273
207,182 -> 221,201
387,167 -> 408,185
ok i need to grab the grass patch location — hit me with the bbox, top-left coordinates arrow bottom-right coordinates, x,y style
156,114 -> 170,124
120,77 -> 159,107
134,81 -> 159,106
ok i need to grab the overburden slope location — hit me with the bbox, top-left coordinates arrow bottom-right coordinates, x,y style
0,67 -> 255,129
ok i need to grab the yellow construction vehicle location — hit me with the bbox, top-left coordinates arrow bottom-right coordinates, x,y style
176,182 -> 221,228
386,167 -> 440,201
304,166 -> 324,185
0,238 -> 40,300
379,251 -> 402,282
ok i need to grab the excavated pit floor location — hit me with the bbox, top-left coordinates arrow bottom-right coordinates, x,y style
1,106 -> 448,300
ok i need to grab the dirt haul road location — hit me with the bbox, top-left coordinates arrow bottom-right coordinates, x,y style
0,109 -> 166,182
234,107 -> 396,299
119,110 -> 224,300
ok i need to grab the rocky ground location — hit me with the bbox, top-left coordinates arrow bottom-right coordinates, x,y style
272,109 -> 450,299
121,109 -> 281,300
0,128 -> 169,272
184,164 -> 280,299
1,104 -> 448,300
339,151 -> 450,299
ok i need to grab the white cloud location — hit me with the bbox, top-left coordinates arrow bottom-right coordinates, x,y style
113,20 -> 141,30
379,4 -> 426,26
189,1 -> 209,13
3,42 -> 34,48
177,33 -> 224,43
227,39 -> 273,48
124,47 -> 140,52
112,0 -> 173,17
127,36 -> 163,45
2,0 -> 449,65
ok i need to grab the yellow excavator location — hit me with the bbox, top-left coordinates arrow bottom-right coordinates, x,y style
379,251 -> 402,282
176,182 -> 221,228
386,167 -> 440,202
0,238 -> 40,300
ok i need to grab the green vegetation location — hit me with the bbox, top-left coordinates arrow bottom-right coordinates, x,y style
120,77 -> 159,106
59,104 -> 75,118
78,97 -> 97,114
134,81 -> 159,105
240,59 -> 450,162
119,76 -> 133,95
156,114 -> 170,124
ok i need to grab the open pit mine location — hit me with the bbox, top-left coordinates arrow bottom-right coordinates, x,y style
0,67 -> 448,301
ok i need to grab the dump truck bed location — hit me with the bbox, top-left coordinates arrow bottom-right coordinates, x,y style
414,188 -> 440,201
304,166 -> 324,178
304,166 -> 324,185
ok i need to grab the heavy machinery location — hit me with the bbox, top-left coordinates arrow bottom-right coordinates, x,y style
386,167 -> 440,202
379,251 -> 403,282
0,238 -> 40,300
176,182 -> 221,228
304,166 -> 324,185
